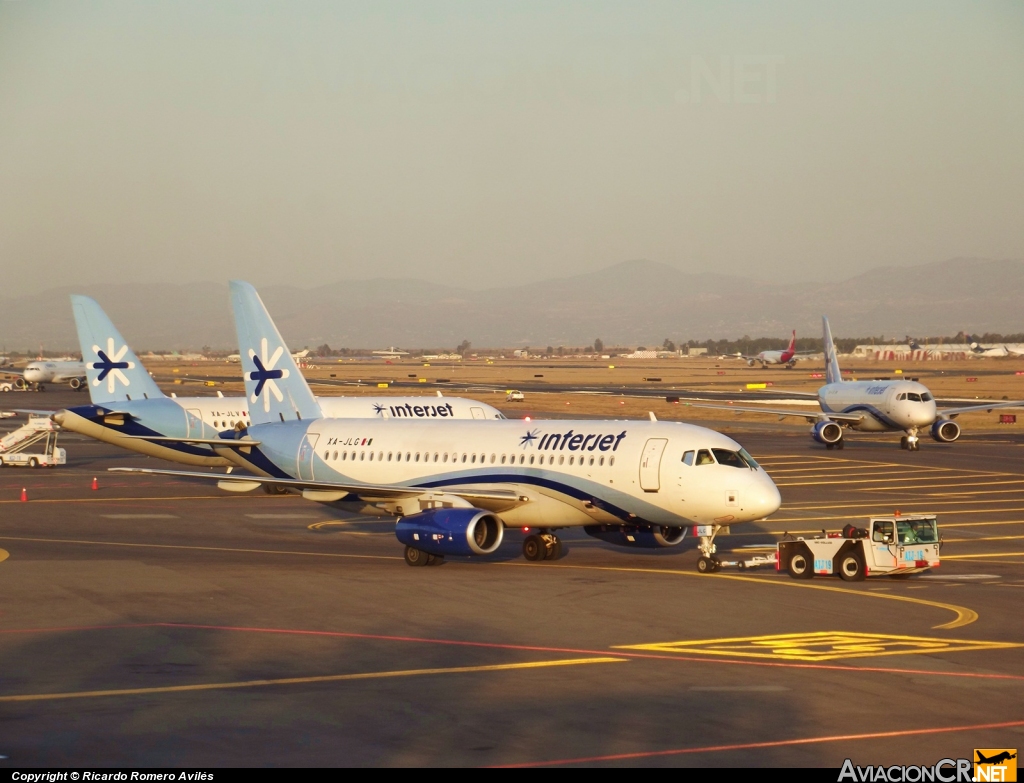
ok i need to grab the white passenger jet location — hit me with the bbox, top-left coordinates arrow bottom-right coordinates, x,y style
112,282 -> 782,570
695,317 -> 1024,450
51,297 -> 505,468
739,331 -> 812,369
9,360 -> 88,391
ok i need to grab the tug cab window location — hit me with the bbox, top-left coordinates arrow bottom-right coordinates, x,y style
897,519 -> 937,544
872,521 -> 895,544
695,449 -> 715,466
712,449 -> 747,468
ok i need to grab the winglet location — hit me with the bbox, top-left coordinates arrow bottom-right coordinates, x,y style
229,281 -> 322,425
70,295 -> 164,404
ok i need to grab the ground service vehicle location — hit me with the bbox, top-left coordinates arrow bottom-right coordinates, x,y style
506,390 -> 525,402
0,415 -> 67,468
778,515 -> 940,581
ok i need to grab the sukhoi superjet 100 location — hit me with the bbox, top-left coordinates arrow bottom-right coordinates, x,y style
113,282 -> 782,570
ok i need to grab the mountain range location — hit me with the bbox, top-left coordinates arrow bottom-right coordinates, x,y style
0,257 -> 1020,351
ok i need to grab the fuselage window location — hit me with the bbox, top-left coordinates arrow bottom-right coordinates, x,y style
471,454 -> 476,463
443,453 -> 448,463
433,453 -> 439,462
324,450 -> 329,461
351,451 -> 356,460
369,451 -> 374,461
490,454 -> 496,463
333,451 -> 338,461
695,449 -> 715,466
387,452 -> 392,461
461,454 -> 467,463
588,456 -> 594,466
229,420 -> 235,428
712,449 -> 747,468
610,457 -> 615,466
558,455 -> 564,465
569,456 -> 574,465
406,453 -> 411,461
527,455 -> 534,465
519,454 -> 525,464
682,450 -> 695,466
395,452 -> 401,462
360,451 -> 365,461
341,451 -> 347,461
378,452 -> 383,461
599,456 -> 605,466
415,452 -> 420,462
501,454 -> 507,464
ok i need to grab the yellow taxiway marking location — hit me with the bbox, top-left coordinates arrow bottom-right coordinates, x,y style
0,548 -> 8,564
943,535 -> 1024,543
0,657 -> 624,704
493,562 -> 978,629
777,476 -> 1006,488
0,535 -> 402,561
944,551 -> 1024,560
0,495 -> 256,505
768,506 -> 1024,525
855,480 -> 1024,493
615,631 -> 1019,662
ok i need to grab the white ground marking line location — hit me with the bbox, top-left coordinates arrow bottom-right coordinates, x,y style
918,574 -> 1000,581
101,514 -> 178,519
689,685 -> 790,692
245,514 -> 321,519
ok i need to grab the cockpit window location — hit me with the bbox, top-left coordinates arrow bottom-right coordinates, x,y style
695,449 -> 715,466
712,449 -> 747,468
906,392 -> 922,402
921,392 -> 933,402
738,448 -> 759,468
682,450 -> 695,466
897,393 -> 906,401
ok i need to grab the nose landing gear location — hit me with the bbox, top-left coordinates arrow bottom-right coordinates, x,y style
696,525 -> 723,573
901,428 -> 921,451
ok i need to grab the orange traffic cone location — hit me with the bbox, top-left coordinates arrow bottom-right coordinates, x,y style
20,487 -> 27,502
91,477 -> 98,491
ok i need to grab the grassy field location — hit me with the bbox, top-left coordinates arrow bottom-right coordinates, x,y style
145,355 -> 1024,435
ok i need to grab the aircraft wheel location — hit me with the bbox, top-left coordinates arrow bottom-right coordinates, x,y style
0,456 -> 5,467
546,537 -> 563,561
523,535 -> 546,561
838,551 -> 866,582
404,546 -> 430,567
787,548 -> 814,579
910,440 -> 920,452
425,553 -> 445,566
836,439 -> 844,450
710,555 -> 722,573
900,437 -> 908,450
697,556 -> 713,574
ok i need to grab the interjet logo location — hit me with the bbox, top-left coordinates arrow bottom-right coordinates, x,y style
247,338 -> 290,412
89,338 -> 134,394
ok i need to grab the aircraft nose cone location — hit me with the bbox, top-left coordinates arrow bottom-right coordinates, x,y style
748,472 -> 782,519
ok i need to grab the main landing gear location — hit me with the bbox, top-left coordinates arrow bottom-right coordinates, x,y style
825,438 -> 845,451
403,546 -> 444,567
901,428 -> 921,451
696,525 -> 723,573
523,530 -> 562,561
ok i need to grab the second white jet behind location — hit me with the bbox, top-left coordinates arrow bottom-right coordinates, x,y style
698,316 -> 1023,450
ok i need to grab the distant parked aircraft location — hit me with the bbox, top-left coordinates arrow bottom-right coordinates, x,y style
740,331 -> 813,369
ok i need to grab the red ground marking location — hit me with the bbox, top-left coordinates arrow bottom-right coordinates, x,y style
1,621 -> 1022,683
491,718 -> 1024,767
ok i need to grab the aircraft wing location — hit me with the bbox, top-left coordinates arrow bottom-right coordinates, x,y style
937,400 -> 1024,417
109,466 -> 528,504
687,403 -> 864,423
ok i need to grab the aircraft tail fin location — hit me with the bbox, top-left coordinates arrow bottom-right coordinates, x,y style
70,295 -> 164,403
787,330 -> 796,353
823,315 -> 843,384
229,281 -> 323,425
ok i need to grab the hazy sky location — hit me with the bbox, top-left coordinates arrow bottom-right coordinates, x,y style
1,1 -> 1022,296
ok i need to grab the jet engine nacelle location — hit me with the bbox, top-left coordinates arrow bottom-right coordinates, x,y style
747,359 -> 756,367
931,419 -> 961,443
584,524 -> 687,549
811,420 -> 843,445
396,507 -> 503,557
14,377 -> 28,390
69,377 -> 84,390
